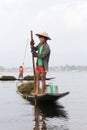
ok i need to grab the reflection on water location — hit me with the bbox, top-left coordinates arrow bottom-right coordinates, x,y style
33,97 -> 69,130
33,98 -> 47,130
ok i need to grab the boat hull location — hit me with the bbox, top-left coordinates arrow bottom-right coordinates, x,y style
27,92 -> 70,104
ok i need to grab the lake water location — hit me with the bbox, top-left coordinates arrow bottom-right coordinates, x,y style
0,71 -> 87,130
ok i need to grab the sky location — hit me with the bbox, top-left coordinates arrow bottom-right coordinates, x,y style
0,0 -> 87,67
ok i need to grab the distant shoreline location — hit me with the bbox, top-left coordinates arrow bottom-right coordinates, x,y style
0,65 -> 87,72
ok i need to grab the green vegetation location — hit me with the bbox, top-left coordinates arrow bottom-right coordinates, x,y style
17,82 -> 42,99
24,75 -> 34,80
0,76 -> 16,80
18,82 -> 34,96
0,75 -> 34,81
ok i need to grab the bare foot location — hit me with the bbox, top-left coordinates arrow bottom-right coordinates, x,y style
37,93 -> 42,96
41,91 -> 45,95
32,92 -> 39,96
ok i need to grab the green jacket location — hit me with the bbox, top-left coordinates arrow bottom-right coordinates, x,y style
34,43 -> 50,71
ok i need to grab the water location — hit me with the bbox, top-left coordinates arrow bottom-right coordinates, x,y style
0,71 -> 87,130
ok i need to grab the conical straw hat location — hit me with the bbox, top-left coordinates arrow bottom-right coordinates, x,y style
36,32 -> 51,40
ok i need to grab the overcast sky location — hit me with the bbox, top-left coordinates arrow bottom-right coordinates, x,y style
0,0 -> 87,67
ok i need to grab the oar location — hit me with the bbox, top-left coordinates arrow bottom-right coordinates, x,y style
30,31 -> 36,90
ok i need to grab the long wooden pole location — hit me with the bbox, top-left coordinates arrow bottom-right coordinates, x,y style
30,31 -> 36,89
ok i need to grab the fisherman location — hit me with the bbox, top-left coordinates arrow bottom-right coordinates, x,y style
18,66 -> 24,79
30,32 -> 51,95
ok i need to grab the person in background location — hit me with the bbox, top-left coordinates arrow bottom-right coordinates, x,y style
31,32 -> 51,95
18,66 -> 24,79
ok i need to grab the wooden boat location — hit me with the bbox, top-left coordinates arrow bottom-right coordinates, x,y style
27,92 -> 70,104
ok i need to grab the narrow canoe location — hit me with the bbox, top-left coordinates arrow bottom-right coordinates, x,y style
27,92 -> 70,104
